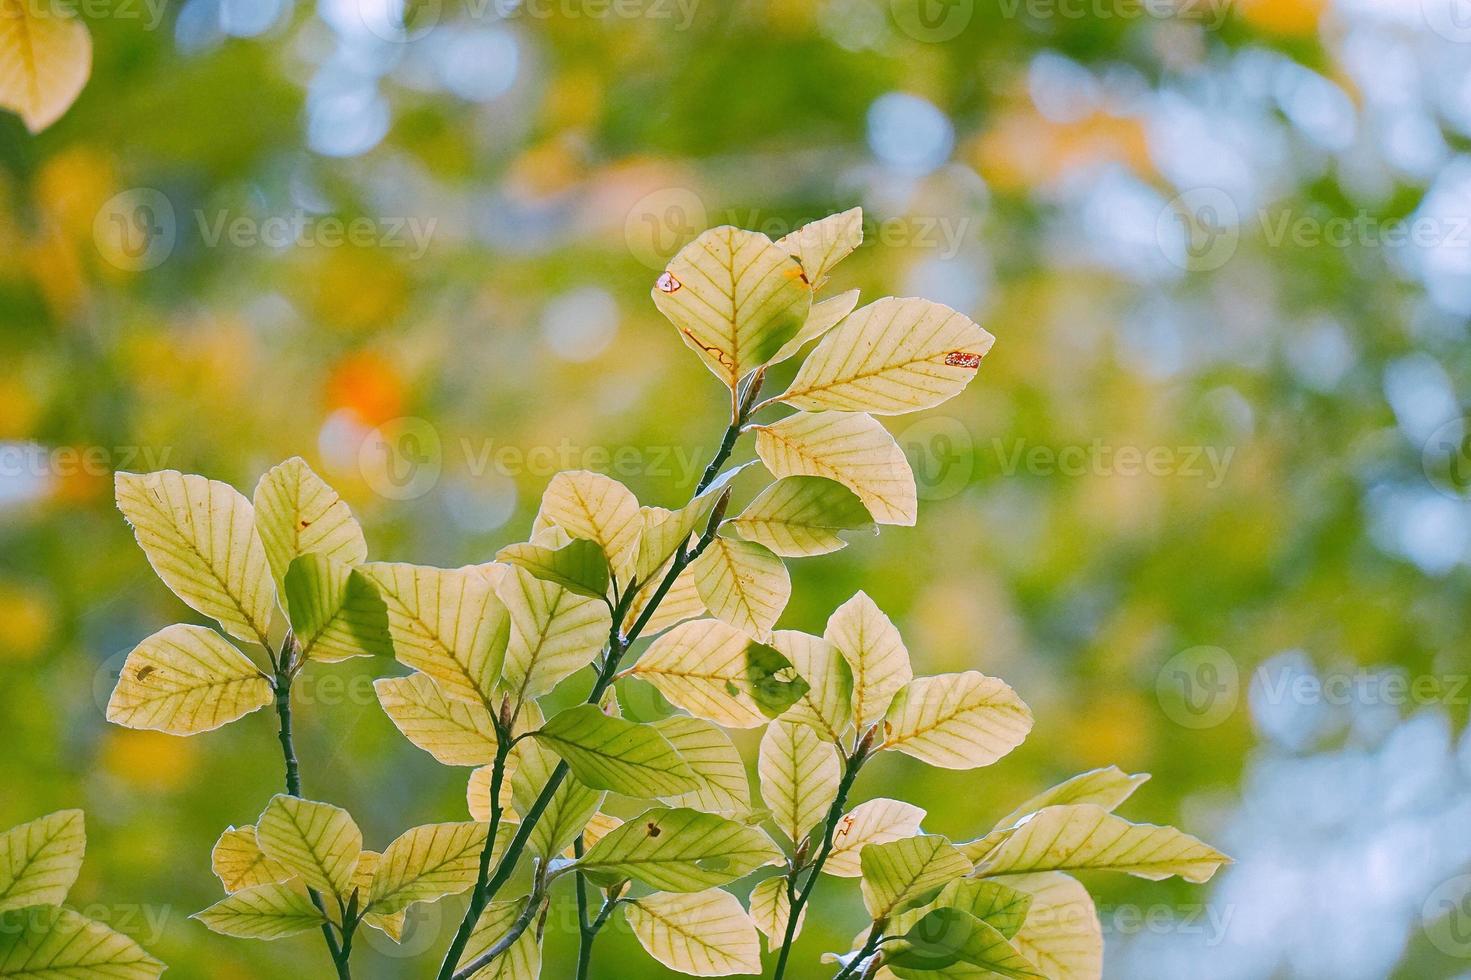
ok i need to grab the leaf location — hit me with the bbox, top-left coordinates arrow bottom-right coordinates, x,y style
749,876 -> 803,948
775,207 -> 863,287
374,672 -> 499,766
368,822 -> 490,915
859,835 -> 972,919
626,889 -> 762,977
770,630 -> 853,744
880,672 -> 1033,770
972,805 -> 1230,883
0,810 -> 84,913
533,471 -> 642,582
992,767 -> 1151,833
770,289 -> 862,364
115,470 -> 278,648
0,1 -> 90,133
255,795 -> 362,900
193,883 -> 327,940
532,704 -> 698,798
252,457 -> 367,593
1004,873 -> 1103,980
759,721 -> 840,846
508,738 -> 604,860
627,560 -> 705,637
497,565 -> 611,703
885,908 -> 1044,979
885,879 -> 1034,942
630,619 -> 809,728
824,799 -> 925,878
283,555 -> 393,662
0,906 -> 162,977
651,715 -> 751,815
754,411 -> 916,526
460,900 -> 541,980
825,592 -> 912,730
774,297 -> 995,415
690,537 -> 790,640
729,476 -> 875,558
106,624 -> 273,735
359,562 -> 510,707
577,807 -> 782,892
498,538 -> 610,600
652,226 -> 812,388
211,825 -> 292,893
634,469 -> 740,583
467,763 -> 518,822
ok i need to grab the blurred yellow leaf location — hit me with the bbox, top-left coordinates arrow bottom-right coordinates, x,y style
0,0 -> 91,133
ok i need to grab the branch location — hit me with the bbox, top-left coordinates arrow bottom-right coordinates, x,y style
449,861 -> 547,980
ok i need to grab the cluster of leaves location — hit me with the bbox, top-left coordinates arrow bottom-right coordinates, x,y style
0,810 -> 163,977
101,210 -> 1228,979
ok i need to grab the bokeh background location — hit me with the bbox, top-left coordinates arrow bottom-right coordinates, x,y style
4,0 -> 1471,976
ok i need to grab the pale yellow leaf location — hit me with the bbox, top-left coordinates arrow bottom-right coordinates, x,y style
626,889 -> 762,977
880,672 -> 1032,770
509,737 -> 604,860
775,207 -> 863,287
992,767 -> 1150,832
823,799 -> 925,878
577,807 -> 782,892
193,883 -> 326,941
754,412 -> 916,526
0,908 -> 161,976
770,289 -> 862,365
775,297 -> 995,414
629,619 -> 804,728
759,721 -> 839,846
825,592 -> 912,730
368,822 -> 490,914
690,537 -> 790,640
252,457 -> 367,592
497,565 -> 610,703
106,624 -> 273,735
466,762 -> 519,822
460,900 -> 541,980
115,470 -> 277,648
1005,873 -> 1103,980
0,809 -> 85,913
0,1 -> 90,133
748,876 -> 803,949
374,672 -> 499,767
770,630 -> 853,744
534,470 -> 641,582
211,825 -> 292,893
627,560 -> 706,637
255,795 -> 362,900
859,834 -> 972,919
652,715 -> 751,815
729,476 -> 875,558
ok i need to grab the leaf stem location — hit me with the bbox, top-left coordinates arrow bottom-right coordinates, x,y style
772,730 -> 876,980
831,922 -> 885,980
574,879 -> 620,980
271,642 -> 350,979
436,386 -> 758,979
449,860 -> 547,980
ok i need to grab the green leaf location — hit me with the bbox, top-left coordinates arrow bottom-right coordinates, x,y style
825,592 -> 912,730
533,704 -> 698,798
651,226 -> 812,389
254,795 -> 362,901
629,619 -> 809,728
496,565 -> 611,702
368,822 -> 490,915
759,721 -> 839,846
374,672 -> 499,766
730,476 -> 876,558
533,470 -> 642,582
770,289 -> 861,364
192,882 -> 327,940
115,470 -> 278,648
106,624 -> 273,735
749,876 -> 803,949
690,537 -> 790,641
886,879 -> 1034,942
880,672 -> 1033,770
509,738 -> 604,860
774,297 -> 995,415
775,207 -> 863,287
359,562 -> 510,707
972,805 -> 1230,883
210,825 -> 292,893
498,538 -> 610,600
753,411 -> 917,526
626,889 -> 762,976
252,457 -> 367,593
459,900 -> 541,979
771,630 -> 854,744
651,715 -> 752,815
0,906 -> 163,977
1004,873 -> 1103,980
0,810 -> 85,913
577,807 -> 782,892
885,908 -> 1043,979
823,799 -> 925,878
283,554 -> 393,662
859,835 -> 972,919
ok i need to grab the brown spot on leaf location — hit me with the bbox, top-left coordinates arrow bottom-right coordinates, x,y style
134,665 -> 156,682
944,351 -> 983,369
646,822 -> 662,838
656,271 -> 681,293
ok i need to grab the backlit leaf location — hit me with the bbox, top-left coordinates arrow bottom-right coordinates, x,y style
885,908 -> 1043,979
1004,873 -> 1103,980
497,565 -> 610,703
627,560 -> 705,637
775,207 -> 863,287
992,767 -> 1150,833
690,537 -> 790,640
368,822 -> 490,914
774,297 -> 994,415
509,737 -> 604,860
193,883 -> 326,941
459,900 -> 541,980
252,457 -> 367,593
374,672 -> 499,766
533,471 -> 641,582
0,1 -> 91,133
532,704 -> 698,798
859,834 -> 972,919
823,799 -> 925,878
106,624 -> 273,735
749,876 -> 803,948
770,630 -> 853,744
885,878 -> 1034,942
498,538 -> 610,600
825,592 -> 912,730
577,807 -> 782,892
652,715 -> 751,815
880,672 -> 1032,770
770,289 -> 861,364
630,619 -> 809,728
210,825 -> 292,894
759,721 -> 840,846
754,411 -> 916,526
255,795 -> 362,900
115,470 -> 277,649
0,810 -> 85,913
626,889 -> 762,977
729,476 -> 875,558
283,554 -> 393,662
0,906 -> 162,976
652,226 -> 811,389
